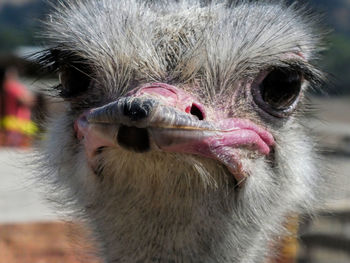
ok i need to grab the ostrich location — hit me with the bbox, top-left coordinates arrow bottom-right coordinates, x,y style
38,0 -> 325,262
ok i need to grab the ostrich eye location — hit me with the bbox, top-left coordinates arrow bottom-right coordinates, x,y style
253,68 -> 303,117
59,62 -> 92,98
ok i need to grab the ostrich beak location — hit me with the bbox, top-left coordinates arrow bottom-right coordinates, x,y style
75,83 -> 275,182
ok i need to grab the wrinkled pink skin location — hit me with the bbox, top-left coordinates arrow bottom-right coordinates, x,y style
75,83 -> 275,184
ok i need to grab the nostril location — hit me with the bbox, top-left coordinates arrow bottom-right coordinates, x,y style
189,103 -> 204,120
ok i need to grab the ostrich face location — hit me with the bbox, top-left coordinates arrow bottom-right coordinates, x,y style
40,0 -> 324,261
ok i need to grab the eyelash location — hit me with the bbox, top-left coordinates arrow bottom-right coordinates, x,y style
37,49 -> 93,98
279,61 -> 324,87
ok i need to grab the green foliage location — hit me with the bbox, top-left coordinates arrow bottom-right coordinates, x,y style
0,0 -> 48,51
322,34 -> 350,94
0,25 -> 37,51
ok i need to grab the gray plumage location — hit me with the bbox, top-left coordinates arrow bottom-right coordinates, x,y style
38,0 -> 325,262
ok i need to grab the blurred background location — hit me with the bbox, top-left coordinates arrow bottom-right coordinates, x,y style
0,0 -> 349,263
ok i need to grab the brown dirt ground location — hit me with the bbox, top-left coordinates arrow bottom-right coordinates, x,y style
0,221 -> 101,263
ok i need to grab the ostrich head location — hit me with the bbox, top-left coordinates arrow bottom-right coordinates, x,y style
39,0 -> 325,262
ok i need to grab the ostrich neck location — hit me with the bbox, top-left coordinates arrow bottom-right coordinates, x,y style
87,185 -> 265,263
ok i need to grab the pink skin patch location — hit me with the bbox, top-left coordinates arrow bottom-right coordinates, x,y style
75,83 -> 275,185
128,83 -> 207,118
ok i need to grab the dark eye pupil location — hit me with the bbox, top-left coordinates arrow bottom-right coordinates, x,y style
261,69 -> 302,110
60,63 -> 91,98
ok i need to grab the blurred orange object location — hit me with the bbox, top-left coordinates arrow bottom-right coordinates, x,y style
267,216 -> 299,263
